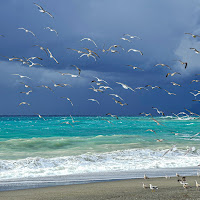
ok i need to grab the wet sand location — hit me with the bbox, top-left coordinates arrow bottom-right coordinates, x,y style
0,176 -> 200,200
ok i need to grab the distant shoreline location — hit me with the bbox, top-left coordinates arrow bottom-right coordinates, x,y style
0,176 -> 200,200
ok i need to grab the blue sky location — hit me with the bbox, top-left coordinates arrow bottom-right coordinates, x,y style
0,0 -> 200,115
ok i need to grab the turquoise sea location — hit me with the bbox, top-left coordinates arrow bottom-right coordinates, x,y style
0,115 -> 200,180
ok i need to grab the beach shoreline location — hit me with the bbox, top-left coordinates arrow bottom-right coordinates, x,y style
0,166 -> 199,192
0,176 -> 200,200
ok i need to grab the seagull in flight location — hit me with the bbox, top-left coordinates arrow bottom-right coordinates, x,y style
89,85 -> 104,93
0,55 -> 21,61
71,65 -> 81,75
123,34 -> 141,40
139,112 -> 153,117
34,3 -> 54,18
70,115 -> 80,123
28,60 -> 43,68
60,121 -> 74,127
190,92 -> 200,97
152,107 -> 165,116
190,132 -> 200,139
162,145 -> 176,157
191,80 -> 200,83
106,113 -> 119,119
166,72 -> 181,77
61,97 -> 73,106
190,48 -> 200,54
116,82 -> 135,91
146,129 -> 157,134
94,77 -> 108,84
109,94 -> 124,101
47,48 -> 59,64
12,74 -> 31,79
99,86 -> 113,90
174,60 -> 188,69
121,37 -> 131,42
35,113 -> 46,121
37,85 -> 54,92
80,38 -> 97,47
33,45 -> 48,56
126,65 -> 144,71
59,72 -> 79,77
18,28 -> 36,37
88,99 -> 100,104
44,27 -> 58,36
128,49 -> 143,55
152,118 -> 165,126
145,85 -> 161,89
171,82 -> 181,87
163,89 -> 176,95
20,82 -> 32,88
19,102 -> 30,106
112,98 -> 128,106
154,63 -> 171,70
185,33 -> 200,38
20,90 -> 32,95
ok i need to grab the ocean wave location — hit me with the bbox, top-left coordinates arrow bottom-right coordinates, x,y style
0,148 -> 200,180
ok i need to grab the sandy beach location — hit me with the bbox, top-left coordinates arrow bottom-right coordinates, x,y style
0,176 -> 200,200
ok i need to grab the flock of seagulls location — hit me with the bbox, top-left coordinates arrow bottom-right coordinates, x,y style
142,173 -> 200,191
0,2 -> 200,189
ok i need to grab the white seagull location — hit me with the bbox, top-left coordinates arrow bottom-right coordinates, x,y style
128,48 -> 143,55
47,48 -> 59,64
19,102 -> 30,106
12,74 -> 31,79
80,38 -> 97,47
116,82 -> 135,91
18,28 -> 36,37
34,3 -> 54,18
44,27 -> 58,36
109,94 -> 124,101
88,99 -> 100,104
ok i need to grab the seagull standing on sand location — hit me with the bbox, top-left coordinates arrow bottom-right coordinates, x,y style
149,184 -> 158,191
144,174 -> 149,179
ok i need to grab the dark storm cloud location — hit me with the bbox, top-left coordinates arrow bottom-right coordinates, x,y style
0,0 -> 200,115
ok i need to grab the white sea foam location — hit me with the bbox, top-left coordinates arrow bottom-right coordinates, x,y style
0,148 -> 200,180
